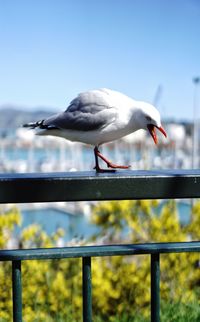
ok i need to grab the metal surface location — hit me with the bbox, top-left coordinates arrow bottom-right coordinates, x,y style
0,241 -> 200,261
0,169 -> 200,203
82,257 -> 92,322
151,254 -> 160,322
12,261 -> 22,322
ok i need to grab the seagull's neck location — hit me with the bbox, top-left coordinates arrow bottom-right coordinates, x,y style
129,103 -> 146,131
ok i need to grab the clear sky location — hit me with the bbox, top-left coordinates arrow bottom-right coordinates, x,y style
0,0 -> 200,120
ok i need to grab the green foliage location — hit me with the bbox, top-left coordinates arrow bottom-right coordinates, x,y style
91,200 -> 200,318
93,301 -> 200,322
160,301 -> 200,322
0,200 -> 200,321
0,209 -> 82,321
0,207 -> 21,248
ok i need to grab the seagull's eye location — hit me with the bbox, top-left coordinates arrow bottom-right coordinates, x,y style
145,116 -> 152,122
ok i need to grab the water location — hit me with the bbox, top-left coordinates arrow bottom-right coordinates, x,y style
0,144 -> 94,172
0,141 -> 162,172
18,201 -> 191,243
157,200 -> 191,225
19,207 -> 99,242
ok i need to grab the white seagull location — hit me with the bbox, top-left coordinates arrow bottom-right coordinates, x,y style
23,88 -> 167,172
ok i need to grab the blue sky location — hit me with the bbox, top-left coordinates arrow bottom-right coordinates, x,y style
0,0 -> 200,120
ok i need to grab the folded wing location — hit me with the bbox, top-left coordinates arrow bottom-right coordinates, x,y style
44,89 -> 117,132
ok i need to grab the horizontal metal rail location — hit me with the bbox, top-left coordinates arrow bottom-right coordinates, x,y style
0,169 -> 200,203
0,241 -> 200,261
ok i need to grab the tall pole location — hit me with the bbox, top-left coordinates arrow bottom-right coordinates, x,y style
192,77 -> 200,169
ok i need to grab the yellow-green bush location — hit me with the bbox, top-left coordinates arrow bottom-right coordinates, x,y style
91,200 -> 200,318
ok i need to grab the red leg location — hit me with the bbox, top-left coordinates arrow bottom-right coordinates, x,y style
94,146 -> 131,172
94,147 -> 115,172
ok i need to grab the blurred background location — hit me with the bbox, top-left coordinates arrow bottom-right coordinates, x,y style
1,1 -> 200,320
0,0 -> 200,245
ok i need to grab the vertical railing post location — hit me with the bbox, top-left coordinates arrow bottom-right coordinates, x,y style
151,253 -> 160,322
82,257 -> 92,322
12,260 -> 22,322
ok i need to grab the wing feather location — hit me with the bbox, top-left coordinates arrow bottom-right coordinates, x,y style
44,90 -> 117,131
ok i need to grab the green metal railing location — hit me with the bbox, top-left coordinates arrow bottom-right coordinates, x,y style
0,169 -> 200,322
2,242 -> 200,322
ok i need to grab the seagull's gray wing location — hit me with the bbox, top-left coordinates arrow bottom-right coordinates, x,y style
44,90 -> 117,131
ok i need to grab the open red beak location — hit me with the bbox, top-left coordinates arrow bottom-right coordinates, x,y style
147,124 -> 167,145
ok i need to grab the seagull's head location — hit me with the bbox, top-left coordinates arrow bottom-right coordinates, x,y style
137,102 -> 167,144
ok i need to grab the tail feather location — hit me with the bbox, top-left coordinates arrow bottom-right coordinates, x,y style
23,120 -> 59,130
23,120 -> 46,129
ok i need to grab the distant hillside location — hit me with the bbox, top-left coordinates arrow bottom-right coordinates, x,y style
0,106 -> 55,130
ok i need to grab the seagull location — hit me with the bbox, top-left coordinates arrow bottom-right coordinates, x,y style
23,88 -> 167,172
